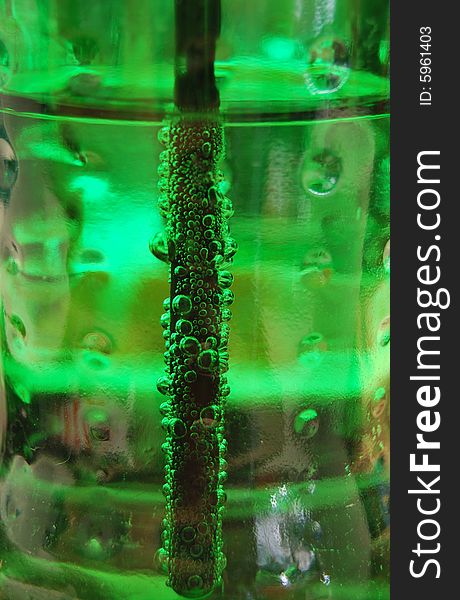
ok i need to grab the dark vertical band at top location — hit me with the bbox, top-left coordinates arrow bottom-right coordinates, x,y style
174,0 -> 221,111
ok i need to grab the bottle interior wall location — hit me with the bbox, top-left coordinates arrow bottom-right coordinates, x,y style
1,1 -> 389,598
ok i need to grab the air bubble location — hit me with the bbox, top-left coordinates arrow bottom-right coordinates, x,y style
185,370 -> 197,383
154,548 -> 169,573
157,375 -> 171,396
221,197 -> 234,220
205,336 -> 217,349
180,526 -> 196,543
176,319 -> 193,335
202,214 -> 216,227
218,271 -> 233,288
82,331 -> 112,355
190,543 -> 203,558
209,240 -> 222,254
149,232 -> 170,263
157,161 -> 169,178
225,238 -> 238,260
158,195 -> 169,215
172,295 -> 192,315
187,575 -> 204,592
198,350 -> 218,372
180,336 -> 200,356
160,313 -> 170,329
159,402 -> 170,416
200,405 -> 219,428
174,265 -> 188,278
222,289 -> 234,306
169,418 -> 187,439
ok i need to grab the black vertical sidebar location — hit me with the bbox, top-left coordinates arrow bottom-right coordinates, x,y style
392,2 -> 457,599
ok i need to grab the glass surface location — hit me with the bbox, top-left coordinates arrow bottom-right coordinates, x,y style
1,1 -> 389,599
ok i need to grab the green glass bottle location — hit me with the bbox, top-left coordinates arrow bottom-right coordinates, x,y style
1,1 -> 389,598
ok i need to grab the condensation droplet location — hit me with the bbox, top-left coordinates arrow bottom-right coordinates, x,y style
81,331 -> 112,355
298,332 -> 326,366
9,314 -> 26,338
294,408 -> 319,438
301,150 -> 341,196
0,138 -> 18,193
383,239 -> 390,274
377,316 -> 390,347
86,407 -> 110,441
304,37 -> 350,95
372,387 -> 387,418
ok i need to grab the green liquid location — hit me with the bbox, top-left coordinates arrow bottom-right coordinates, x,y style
1,68 -> 389,599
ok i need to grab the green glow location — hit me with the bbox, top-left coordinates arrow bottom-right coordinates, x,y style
69,175 -> 110,202
262,37 -> 296,61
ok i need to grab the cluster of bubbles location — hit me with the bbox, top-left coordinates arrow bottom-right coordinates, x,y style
151,119 -> 234,598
